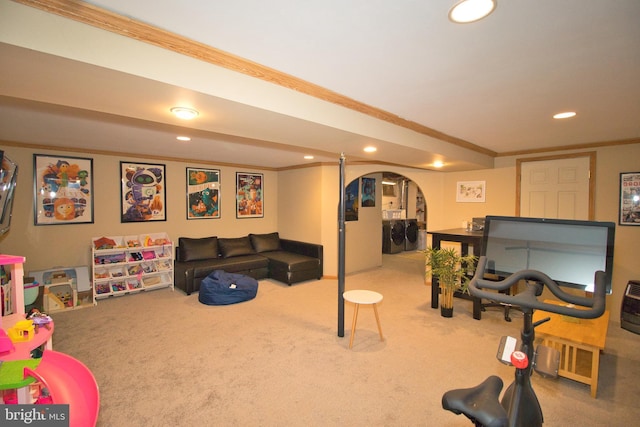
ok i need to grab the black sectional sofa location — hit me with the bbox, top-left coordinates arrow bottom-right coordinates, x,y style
174,232 -> 323,295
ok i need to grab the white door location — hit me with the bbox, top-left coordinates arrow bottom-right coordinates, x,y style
519,155 -> 592,220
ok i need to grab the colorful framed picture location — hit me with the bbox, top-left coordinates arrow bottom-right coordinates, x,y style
236,172 -> 263,218
33,154 -> 94,225
456,180 -> 486,203
120,161 -> 166,222
186,168 -> 220,219
361,177 -> 375,207
345,179 -> 359,221
619,172 -> 640,225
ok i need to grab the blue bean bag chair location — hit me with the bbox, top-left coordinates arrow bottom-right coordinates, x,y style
198,270 -> 258,305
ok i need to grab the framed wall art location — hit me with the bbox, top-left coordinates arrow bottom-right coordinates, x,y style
361,177 -> 375,207
186,167 -> 220,219
33,154 -> 94,225
345,179 -> 359,221
120,161 -> 166,222
456,180 -> 486,203
236,172 -> 263,218
0,151 -> 18,235
619,172 -> 640,225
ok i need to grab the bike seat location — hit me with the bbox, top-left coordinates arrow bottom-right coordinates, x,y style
442,375 -> 508,427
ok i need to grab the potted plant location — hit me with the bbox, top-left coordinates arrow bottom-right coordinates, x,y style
423,246 -> 477,317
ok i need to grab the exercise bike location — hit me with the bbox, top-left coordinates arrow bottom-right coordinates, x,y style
441,256 -> 607,427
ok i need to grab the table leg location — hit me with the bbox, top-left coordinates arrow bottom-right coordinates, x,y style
472,297 -> 482,320
431,279 -> 439,309
431,236 -> 441,309
591,348 -> 600,398
349,304 -> 359,349
373,303 -> 384,341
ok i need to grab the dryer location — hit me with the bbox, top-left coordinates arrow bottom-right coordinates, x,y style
404,219 -> 419,251
382,220 -> 405,254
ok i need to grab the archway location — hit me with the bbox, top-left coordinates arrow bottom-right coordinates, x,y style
344,170 -> 427,274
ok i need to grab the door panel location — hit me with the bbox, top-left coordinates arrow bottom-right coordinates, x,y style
519,155 -> 591,220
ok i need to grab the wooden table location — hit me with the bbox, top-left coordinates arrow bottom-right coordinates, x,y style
533,301 -> 610,398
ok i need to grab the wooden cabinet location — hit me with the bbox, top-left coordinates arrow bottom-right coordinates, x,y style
91,233 -> 174,302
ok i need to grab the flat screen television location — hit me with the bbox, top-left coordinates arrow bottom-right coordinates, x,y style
481,216 -> 615,294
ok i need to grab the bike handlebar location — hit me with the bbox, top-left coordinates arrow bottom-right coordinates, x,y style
468,256 -> 606,319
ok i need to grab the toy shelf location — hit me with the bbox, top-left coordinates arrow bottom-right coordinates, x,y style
91,233 -> 174,302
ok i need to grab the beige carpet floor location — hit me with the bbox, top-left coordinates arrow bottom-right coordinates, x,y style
49,253 -> 640,426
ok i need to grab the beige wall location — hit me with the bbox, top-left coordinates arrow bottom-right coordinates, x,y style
2,143 -> 639,320
276,167 -> 322,244
328,144 -> 640,320
0,145 -> 280,273
343,173 -> 383,273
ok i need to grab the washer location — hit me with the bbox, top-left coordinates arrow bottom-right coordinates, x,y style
404,219 -> 419,251
382,220 -> 405,254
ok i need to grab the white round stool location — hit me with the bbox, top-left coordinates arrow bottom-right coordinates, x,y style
343,290 -> 384,349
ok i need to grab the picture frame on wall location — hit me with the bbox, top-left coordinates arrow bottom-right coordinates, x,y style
236,172 -> 263,218
120,161 -> 166,222
345,179 -> 359,221
361,177 -> 375,207
33,154 -> 94,225
456,180 -> 486,203
619,172 -> 640,225
0,151 -> 18,235
186,167 -> 220,219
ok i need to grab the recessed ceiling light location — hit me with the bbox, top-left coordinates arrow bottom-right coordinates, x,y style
449,0 -> 497,24
170,107 -> 199,120
553,111 -> 577,119
304,155 -> 314,160
176,136 -> 191,141
433,160 -> 444,168
363,146 -> 377,153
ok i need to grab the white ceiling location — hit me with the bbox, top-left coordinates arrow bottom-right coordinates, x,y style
1,0 -> 639,170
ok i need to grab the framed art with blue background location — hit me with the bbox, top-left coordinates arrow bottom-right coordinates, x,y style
345,179 -> 359,221
361,177 -> 375,207
187,168 -> 220,219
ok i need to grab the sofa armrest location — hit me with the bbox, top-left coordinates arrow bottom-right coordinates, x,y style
174,260 -> 195,295
279,239 -> 323,266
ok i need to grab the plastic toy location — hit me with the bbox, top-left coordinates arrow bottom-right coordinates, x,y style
1,254 -> 99,426
2,389 -> 17,404
34,387 -> 53,404
0,329 -> 15,355
27,308 -> 53,331
93,236 -> 116,250
7,320 -> 35,342
23,350 -> 100,426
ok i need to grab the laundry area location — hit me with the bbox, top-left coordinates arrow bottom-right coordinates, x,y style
381,173 -> 426,254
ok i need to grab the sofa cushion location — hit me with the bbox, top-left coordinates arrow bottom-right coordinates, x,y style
178,237 -> 219,262
250,232 -> 281,253
260,251 -> 320,272
218,236 -> 256,258
191,255 -> 269,279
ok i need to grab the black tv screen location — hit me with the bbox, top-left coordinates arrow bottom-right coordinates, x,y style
482,216 -> 615,294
